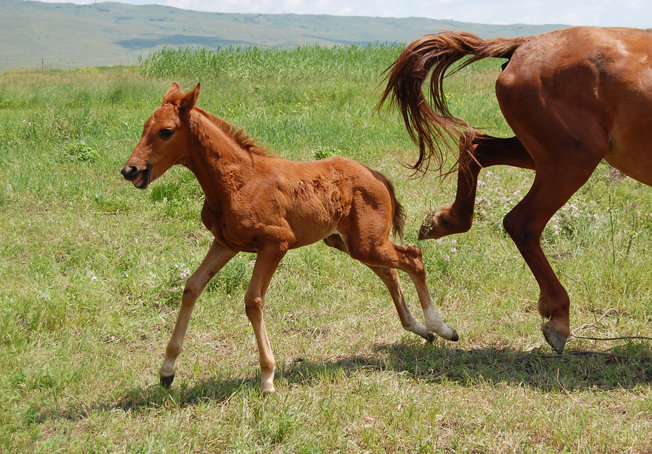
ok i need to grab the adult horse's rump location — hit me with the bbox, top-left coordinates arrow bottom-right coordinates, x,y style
380,26 -> 652,353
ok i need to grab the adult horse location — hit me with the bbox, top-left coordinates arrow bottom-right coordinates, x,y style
122,83 -> 458,393
380,26 -> 651,353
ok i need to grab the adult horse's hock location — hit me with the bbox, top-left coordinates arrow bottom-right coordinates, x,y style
121,83 -> 458,393
380,26 -> 651,353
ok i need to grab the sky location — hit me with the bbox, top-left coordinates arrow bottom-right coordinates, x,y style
36,0 -> 652,29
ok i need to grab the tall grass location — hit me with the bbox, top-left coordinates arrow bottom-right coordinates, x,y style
0,47 -> 650,453
139,44 -> 402,82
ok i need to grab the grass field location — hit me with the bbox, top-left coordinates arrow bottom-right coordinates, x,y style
0,46 -> 650,453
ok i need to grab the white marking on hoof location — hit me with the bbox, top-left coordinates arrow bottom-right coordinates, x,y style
160,359 -> 175,379
406,320 -> 431,340
261,370 -> 275,393
424,310 -> 445,333
423,307 -> 458,341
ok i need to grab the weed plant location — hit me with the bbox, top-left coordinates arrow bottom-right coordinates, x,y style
0,47 -> 650,452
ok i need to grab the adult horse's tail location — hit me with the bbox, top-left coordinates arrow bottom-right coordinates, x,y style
379,31 -> 525,173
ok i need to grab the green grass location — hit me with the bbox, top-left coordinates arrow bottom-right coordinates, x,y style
0,46 -> 650,453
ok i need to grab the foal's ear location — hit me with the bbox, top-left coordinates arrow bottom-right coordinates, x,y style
180,83 -> 201,112
163,82 -> 181,103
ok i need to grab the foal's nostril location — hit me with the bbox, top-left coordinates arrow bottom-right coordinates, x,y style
121,165 -> 138,179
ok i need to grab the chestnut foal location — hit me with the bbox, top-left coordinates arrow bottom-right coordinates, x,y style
122,83 -> 457,392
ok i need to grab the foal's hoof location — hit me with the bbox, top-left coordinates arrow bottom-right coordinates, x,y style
160,373 -> 175,388
542,322 -> 567,354
426,329 -> 458,343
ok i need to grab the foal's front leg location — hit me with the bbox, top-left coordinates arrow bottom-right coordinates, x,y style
245,245 -> 287,393
160,241 -> 237,387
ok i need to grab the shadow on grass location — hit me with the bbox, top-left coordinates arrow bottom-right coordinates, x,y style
39,340 -> 650,423
37,376 -> 260,423
279,340 -> 651,392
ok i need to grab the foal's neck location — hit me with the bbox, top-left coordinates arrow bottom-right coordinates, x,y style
184,109 -> 263,206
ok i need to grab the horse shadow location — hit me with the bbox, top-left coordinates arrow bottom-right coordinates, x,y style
280,341 -> 651,392
39,340 -> 650,423
36,375 -> 260,423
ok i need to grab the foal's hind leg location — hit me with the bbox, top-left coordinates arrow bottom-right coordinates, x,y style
370,266 -> 435,341
393,244 -> 458,341
339,234 -> 458,341
420,131 -> 535,239
160,241 -> 237,387
324,234 -> 433,341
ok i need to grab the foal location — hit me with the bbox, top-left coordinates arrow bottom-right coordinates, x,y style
122,83 -> 457,392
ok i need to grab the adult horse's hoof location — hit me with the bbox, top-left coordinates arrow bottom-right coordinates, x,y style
418,207 -> 470,240
419,218 -> 435,240
160,373 -> 175,388
542,322 -> 567,354
418,211 -> 440,240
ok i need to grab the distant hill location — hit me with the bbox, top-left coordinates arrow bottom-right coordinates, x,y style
0,0 -> 567,71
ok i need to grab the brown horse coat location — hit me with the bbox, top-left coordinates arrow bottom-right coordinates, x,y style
122,83 -> 457,392
381,26 -> 651,353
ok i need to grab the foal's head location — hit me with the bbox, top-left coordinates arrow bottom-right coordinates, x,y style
121,82 -> 200,189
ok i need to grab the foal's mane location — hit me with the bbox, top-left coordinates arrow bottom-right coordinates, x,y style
196,108 -> 269,156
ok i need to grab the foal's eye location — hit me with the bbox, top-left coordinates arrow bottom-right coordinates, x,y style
159,128 -> 174,139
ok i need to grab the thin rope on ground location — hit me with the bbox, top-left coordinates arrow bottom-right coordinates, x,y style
569,308 -> 652,342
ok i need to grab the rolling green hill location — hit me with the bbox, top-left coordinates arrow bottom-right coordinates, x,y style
0,0 -> 565,71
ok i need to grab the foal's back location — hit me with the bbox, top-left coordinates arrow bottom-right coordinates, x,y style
232,154 -> 398,249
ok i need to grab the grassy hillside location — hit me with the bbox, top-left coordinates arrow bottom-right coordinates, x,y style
0,0 -> 565,71
0,46 -> 649,452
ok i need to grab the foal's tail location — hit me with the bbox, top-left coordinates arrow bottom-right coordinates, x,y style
369,168 -> 405,240
379,31 -> 525,174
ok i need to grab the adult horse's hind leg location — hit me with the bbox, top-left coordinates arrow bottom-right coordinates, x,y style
160,241 -> 237,387
501,127 -> 605,352
420,131 -> 535,240
503,160 -> 601,353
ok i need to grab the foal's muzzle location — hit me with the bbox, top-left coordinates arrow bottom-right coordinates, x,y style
121,165 -> 138,179
121,164 -> 151,189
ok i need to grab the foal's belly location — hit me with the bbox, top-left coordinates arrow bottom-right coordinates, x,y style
285,203 -> 343,248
